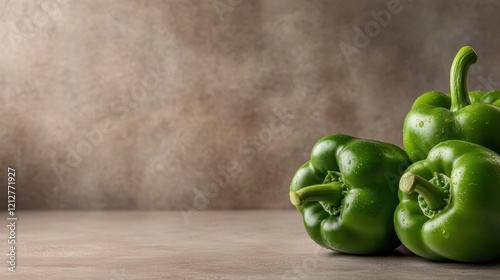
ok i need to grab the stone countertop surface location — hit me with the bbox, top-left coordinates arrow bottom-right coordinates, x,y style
1,211 -> 498,279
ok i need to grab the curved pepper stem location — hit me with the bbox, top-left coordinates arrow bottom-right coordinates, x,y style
290,182 -> 344,207
450,46 -> 477,112
399,173 -> 447,210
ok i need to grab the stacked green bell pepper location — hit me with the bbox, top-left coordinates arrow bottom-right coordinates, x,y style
395,46 -> 500,263
289,46 -> 500,263
403,46 -> 500,162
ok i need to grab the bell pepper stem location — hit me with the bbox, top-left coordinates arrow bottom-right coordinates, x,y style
399,172 -> 447,210
290,182 -> 344,207
450,46 -> 477,112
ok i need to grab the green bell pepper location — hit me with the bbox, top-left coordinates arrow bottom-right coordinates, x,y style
403,46 -> 500,162
289,134 -> 410,254
394,140 -> 500,262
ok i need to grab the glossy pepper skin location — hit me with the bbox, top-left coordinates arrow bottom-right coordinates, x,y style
403,46 -> 500,162
394,140 -> 500,262
289,134 -> 410,254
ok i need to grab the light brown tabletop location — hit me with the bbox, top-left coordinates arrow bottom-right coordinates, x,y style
0,211 -> 498,279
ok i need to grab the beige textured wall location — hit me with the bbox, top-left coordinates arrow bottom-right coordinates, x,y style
1,0 -> 499,210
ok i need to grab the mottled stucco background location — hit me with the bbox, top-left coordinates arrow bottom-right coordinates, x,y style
1,0 -> 499,210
